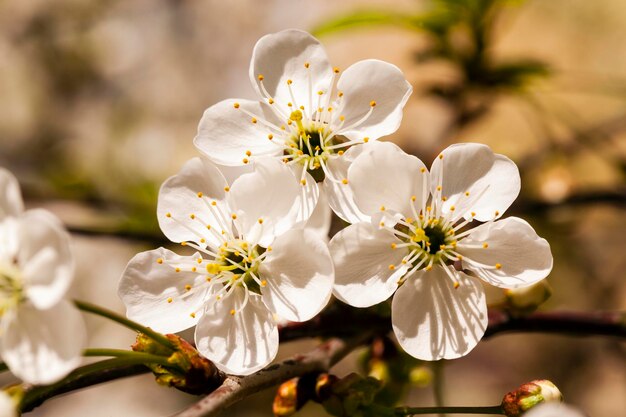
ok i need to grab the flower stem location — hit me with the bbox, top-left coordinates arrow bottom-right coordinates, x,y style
392,405 -> 504,415
83,348 -> 175,369
74,299 -> 175,350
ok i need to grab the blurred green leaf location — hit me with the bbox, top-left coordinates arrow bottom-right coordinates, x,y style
312,11 -> 422,36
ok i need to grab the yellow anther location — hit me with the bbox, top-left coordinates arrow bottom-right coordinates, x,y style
333,67 -> 340,73
190,214 -> 196,219
200,238 -> 206,243
216,295 -> 221,300
453,281 -> 460,289
156,258 -> 164,264
411,195 -> 417,202
450,206 -> 455,211
258,218 -> 264,224
457,255 -> 463,260
495,210 -> 500,216
339,115 -> 345,121
380,205 -> 386,211
167,297 -> 173,303
379,222 -> 385,227
436,185 -> 442,191
197,192 -> 203,198
223,186 -> 230,192
300,179 -> 307,186
166,212 -> 172,218
327,107 -> 333,112
406,217 -> 414,223
317,90 -> 324,96
287,79 -> 293,85
440,244 -> 446,250
242,158 -> 249,164
442,196 -> 448,202
420,167 -> 426,173
175,268 -> 181,273
471,211 -> 476,217
197,258 -> 203,264
438,154 -> 443,159
391,243 -> 397,249
268,134 -> 274,140
280,125 -> 286,130
206,263 -> 220,274
230,309 -> 236,316
483,243 -> 489,248
304,62 -> 310,68
338,150 -> 344,156
300,105 -> 305,110
495,263 -> 502,269
287,102 -> 293,107
251,117 -> 257,124
465,191 -> 470,196
388,264 -> 396,270
181,242 -> 187,246
206,225 -> 211,230
185,284 -> 192,291
245,150 -> 252,157
190,312 -> 196,318
363,137 -> 369,143
370,101 -> 376,107
206,277 -> 212,282
257,74 -> 264,81
426,206 -> 432,212
425,265 -> 433,271
233,102 -> 240,109
289,110 -> 303,121
261,280 -> 267,287
342,178 -> 348,185
268,98 -> 274,104
267,246 -> 272,252
211,201 -> 217,206
338,91 -> 344,97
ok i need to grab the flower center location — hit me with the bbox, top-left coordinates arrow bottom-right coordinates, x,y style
213,240 -> 266,294
0,264 -> 23,316
400,218 -> 457,268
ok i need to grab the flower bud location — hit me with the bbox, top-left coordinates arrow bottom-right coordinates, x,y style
502,380 -> 563,417
504,281 -> 552,316
273,373 -> 335,416
132,333 -> 223,395
273,378 -> 300,417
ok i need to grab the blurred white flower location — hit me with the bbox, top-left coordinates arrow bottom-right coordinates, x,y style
329,142 -> 553,360
0,391 -> 16,417
0,168 -> 85,385
193,29 -> 412,222
118,157 -> 334,375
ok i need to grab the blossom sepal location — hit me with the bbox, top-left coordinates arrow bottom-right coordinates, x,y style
501,380 -> 563,417
132,333 -> 224,395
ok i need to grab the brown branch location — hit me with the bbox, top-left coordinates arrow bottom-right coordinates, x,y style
485,309 -> 626,339
170,335 -> 369,417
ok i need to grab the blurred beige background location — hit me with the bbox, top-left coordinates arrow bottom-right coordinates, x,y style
0,0 -> 624,416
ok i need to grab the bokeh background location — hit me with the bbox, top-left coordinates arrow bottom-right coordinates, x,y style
0,0 -> 625,416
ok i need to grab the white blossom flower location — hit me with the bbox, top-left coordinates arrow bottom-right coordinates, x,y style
329,142 -> 553,360
193,29 -> 412,222
118,157 -> 334,375
0,168 -> 86,385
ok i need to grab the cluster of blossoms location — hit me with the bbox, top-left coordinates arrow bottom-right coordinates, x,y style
0,168 -> 85,385
119,29 -> 553,375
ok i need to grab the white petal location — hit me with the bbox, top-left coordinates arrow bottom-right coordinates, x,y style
392,267 -> 488,361
304,186 -> 332,241
249,29 -> 332,112
349,141 -> 429,217
0,168 -> 23,220
17,210 -> 73,310
459,217 -> 553,288
0,391 -> 16,417
430,143 -> 520,221
118,248 -> 212,333
157,157 -> 231,248
2,300 -> 86,385
335,59 -> 412,141
524,403 -> 587,417
229,158 -> 314,247
259,229 -> 334,322
195,287 -> 278,376
194,99 -> 283,166
323,148 -> 370,224
330,222 -> 406,308
0,217 -> 19,266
